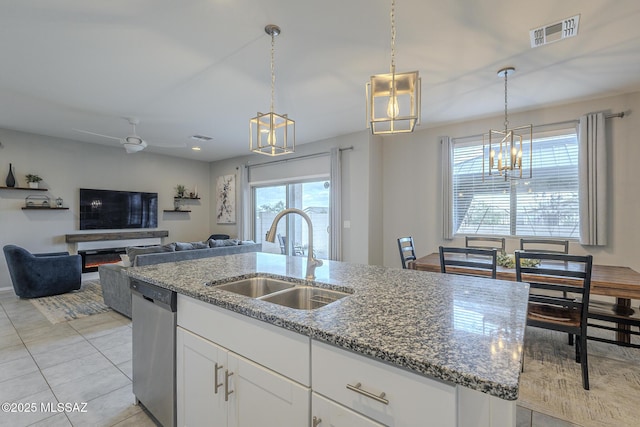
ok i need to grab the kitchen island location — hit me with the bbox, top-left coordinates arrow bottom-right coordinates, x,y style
127,252 -> 529,427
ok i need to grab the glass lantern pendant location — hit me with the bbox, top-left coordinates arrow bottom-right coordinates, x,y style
250,24 -> 295,156
366,0 -> 421,135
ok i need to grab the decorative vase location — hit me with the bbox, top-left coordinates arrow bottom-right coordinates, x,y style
5,163 -> 15,187
29,182 -> 38,189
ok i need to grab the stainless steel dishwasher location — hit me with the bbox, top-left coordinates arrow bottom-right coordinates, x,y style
131,279 -> 176,427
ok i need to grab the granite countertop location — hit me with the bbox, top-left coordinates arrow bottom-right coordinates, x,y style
126,252 -> 529,400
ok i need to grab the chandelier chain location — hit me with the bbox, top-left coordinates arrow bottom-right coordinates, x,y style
270,31 -> 276,113
503,69 -> 509,131
390,0 -> 396,73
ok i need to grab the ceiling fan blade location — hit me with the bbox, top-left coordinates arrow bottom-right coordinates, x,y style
73,128 -> 122,141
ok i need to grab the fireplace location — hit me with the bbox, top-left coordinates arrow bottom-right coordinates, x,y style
79,248 -> 126,273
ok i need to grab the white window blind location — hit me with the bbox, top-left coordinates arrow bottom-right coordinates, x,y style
248,154 -> 329,184
452,128 -> 579,238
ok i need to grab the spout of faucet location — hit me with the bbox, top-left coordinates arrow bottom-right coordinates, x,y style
265,208 -> 322,279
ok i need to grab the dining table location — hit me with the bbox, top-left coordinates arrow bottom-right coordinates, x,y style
409,252 -> 640,346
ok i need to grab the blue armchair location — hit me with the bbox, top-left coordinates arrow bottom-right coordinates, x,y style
3,245 -> 82,298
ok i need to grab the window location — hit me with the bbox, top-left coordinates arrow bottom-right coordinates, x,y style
253,180 -> 330,259
452,128 -> 579,238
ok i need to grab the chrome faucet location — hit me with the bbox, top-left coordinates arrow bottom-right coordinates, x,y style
265,208 -> 323,280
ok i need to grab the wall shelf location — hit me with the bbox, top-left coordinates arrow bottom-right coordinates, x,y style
163,209 -> 191,213
174,197 -> 200,200
1,186 -> 48,191
22,207 -> 69,210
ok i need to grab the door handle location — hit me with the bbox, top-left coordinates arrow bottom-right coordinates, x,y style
214,363 -> 224,394
225,370 -> 234,402
312,416 -> 322,426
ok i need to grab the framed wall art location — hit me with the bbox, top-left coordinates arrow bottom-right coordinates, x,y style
216,174 -> 236,224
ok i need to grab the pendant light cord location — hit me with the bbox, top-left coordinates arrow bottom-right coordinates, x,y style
390,0 -> 396,74
504,70 -> 509,132
270,31 -> 276,113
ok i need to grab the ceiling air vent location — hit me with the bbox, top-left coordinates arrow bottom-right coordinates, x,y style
530,14 -> 580,48
190,134 -> 213,142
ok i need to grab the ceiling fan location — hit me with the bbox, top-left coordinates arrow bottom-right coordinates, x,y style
74,117 -> 182,153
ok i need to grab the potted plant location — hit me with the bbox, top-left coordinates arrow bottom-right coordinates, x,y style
175,184 -> 186,198
25,174 -> 43,189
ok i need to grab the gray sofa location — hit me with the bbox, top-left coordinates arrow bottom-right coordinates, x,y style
99,240 -> 262,317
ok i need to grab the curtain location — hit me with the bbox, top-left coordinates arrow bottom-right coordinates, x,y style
578,112 -> 607,245
330,147 -> 342,260
440,136 -> 454,239
238,165 -> 251,240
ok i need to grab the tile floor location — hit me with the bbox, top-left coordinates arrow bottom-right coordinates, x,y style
0,289 -> 578,427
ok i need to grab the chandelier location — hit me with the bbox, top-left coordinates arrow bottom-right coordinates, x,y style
250,25 -> 295,156
483,67 -> 532,180
366,0 -> 421,135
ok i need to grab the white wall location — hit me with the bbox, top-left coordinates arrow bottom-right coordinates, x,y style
0,128 -> 212,289
382,91 -> 640,271
4,90 -> 637,290
208,131 -> 377,265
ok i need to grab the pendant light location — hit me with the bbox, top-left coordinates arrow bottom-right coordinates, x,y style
483,67 -> 533,181
366,0 -> 421,135
250,25 -> 295,156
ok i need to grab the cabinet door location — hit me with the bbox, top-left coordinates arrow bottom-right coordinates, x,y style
227,352 -> 310,427
176,327 -> 228,427
312,393 -> 385,427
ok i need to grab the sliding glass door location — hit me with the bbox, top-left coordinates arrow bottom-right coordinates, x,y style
253,180 -> 330,259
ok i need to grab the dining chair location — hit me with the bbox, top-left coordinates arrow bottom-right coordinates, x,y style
520,238 -> 569,254
278,234 -> 304,256
277,233 -> 286,254
515,250 -> 593,390
521,238 -> 572,340
439,246 -> 497,279
465,236 -> 506,253
397,237 -> 417,269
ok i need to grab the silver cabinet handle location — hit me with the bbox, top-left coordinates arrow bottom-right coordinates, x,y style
312,416 -> 322,426
346,382 -> 389,405
214,363 -> 224,394
224,370 -> 234,402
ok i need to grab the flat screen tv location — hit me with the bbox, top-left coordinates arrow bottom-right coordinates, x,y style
79,188 -> 158,230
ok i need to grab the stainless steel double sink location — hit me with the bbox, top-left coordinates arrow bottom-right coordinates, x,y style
211,276 -> 350,310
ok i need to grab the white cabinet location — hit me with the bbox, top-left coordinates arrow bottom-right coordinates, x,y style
227,352 -> 309,427
177,294 -> 310,386
176,324 -> 310,427
177,295 -> 311,426
177,327 -> 227,426
312,340 -> 456,427
311,393 -> 385,427
176,294 -> 516,427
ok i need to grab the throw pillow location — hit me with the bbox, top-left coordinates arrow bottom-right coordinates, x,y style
222,239 -> 240,246
208,239 -> 224,248
174,242 -> 194,251
127,244 -> 176,266
190,241 -> 209,249
119,254 -> 131,267
240,240 -> 256,245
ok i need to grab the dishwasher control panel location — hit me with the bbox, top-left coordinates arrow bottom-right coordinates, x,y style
131,279 -> 177,311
